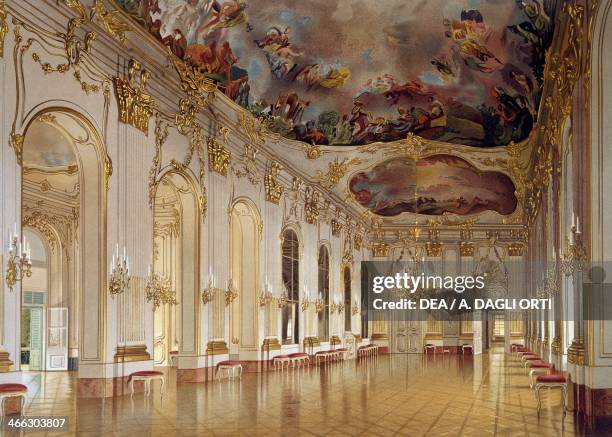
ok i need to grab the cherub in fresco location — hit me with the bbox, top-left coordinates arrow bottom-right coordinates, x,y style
255,27 -> 291,49
490,86 -> 533,142
294,64 -> 351,90
354,74 -> 394,99
197,1 -> 252,38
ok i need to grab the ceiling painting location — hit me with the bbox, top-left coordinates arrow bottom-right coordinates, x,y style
348,155 -> 517,216
116,0 -> 555,148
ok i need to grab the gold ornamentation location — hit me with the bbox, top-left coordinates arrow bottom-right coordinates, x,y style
22,211 -> 57,251
301,294 -> 311,312
508,242 -> 524,257
304,187 -> 319,225
172,57 -> 217,134
371,240 -> 389,258
88,0 -> 131,46
315,157 -> 362,189
237,111 -> 265,145
425,241 -> 442,257
277,291 -> 289,309
0,350 -> 14,372
331,219 -> 343,237
114,345 -> 150,363
232,143 -> 260,184
264,161 -> 284,205
0,0 -> 7,58
331,302 -> 345,314
108,246 -> 130,297
460,242 -> 474,257
567,337 -> 585,365
225,279 -> 238,306
351,303 -> 360,316
148,117 -> 169,207
353,234 -> 362,251
387,132 -> 427,159
145,271 -> 177,310
304,143 -> 322,160
562,226 -> 587,275
4,235 -> 32,291
9,132 -> 23,165
314,298 -> 325,313
114,59 -> 155,134
207,128 -> 231,176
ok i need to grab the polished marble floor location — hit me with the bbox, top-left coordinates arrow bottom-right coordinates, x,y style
9,347 -> 608,436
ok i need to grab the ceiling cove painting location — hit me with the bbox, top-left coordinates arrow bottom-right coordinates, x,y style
116,1 -> 555,148
348,155 -> 517,216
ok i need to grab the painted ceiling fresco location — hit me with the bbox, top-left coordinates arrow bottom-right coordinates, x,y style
117,0 -> 554,148
348,155 -> 517,216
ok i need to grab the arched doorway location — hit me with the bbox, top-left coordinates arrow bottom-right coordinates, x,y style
229,200 -> 261,357
20,108 -> 108,374
152,169 -> 201,365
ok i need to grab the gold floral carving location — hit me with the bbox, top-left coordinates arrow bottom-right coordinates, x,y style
304,187 -> 320,225
232,143 -> 260,184
172,57 -> 217,134
507,242 -> 525,257
426,241 -> 442,257
371,241 -> 389,258
22,211 -> 57,251
237,112 -> 266,145
264,161 -> 284,205
353,234 -> 362,251
460,242 -> 474,257
0,0 -> 7,58
114,59 -> 155,134
148,117 -> 169,207
331,219 -> 343,237
207,127 -> 231,176
304,143 -> 322,160
315,157 -> 362,189
9,132 -> 23,165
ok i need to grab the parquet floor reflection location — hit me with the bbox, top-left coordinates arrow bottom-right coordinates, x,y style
11,347 -> 604,436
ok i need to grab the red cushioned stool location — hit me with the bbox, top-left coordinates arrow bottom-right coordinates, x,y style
288,352 -> 310,367
528,361 -> 554,388
128,371 -> 165,398
0,384 -> 27,416
534,373 -> 567,415
272,354 -> 291,370
424,343 -> 436,355
216,360 -> 242,380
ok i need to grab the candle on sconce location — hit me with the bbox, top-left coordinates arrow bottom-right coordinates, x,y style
576,216 -> 581,234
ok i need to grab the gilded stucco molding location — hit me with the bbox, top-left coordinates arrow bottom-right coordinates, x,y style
114,59 -> 155,135
0,0 -> 7,58
264,161 -> 284,205
315,157 -> 362,190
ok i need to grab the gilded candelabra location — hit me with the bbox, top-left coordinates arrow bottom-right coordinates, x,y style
201,278 -> 220,305
225,279 -> 238,306
145,268 -> 177,309
562,224 -> 587,276
108,246 -> 130,297
259,278 -> 273,307
4,234 -> 32,292
301,293 -> 311,312
314,297 -> 325,313
277,290 -> 289,308
331,301 -> 345,314
259,290 -> 273,307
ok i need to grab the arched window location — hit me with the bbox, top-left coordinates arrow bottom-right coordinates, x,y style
281,229 -> 299,344
343,266 -> 351,332
317,245 -> 330,341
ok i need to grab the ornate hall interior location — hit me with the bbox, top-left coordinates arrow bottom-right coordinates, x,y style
0,0 -> 611,435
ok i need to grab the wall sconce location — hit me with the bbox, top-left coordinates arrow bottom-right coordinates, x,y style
145,264 -> 177,309
4,226 -> 32,292
109,244 -> 130,297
